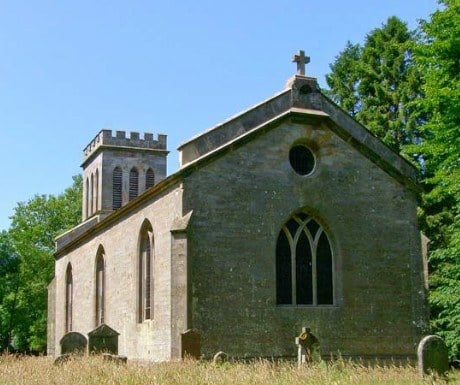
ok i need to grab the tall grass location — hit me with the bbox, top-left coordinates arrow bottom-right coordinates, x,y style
0,354 -> 457,385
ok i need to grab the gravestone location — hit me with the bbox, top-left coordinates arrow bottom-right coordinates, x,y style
417,335 -> 449,376
181,329 -> 201,359
88,324 -> 120,354
102,353 -> 128,364
295,327 -> 320,367
213,351 -> 229,364
60,332 -> 87,355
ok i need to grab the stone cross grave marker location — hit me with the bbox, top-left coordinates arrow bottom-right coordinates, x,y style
417,335 -> 449,376
60,332 -> 87,355
181,329 -> 201,359
292,50 -> 310,76
295,327 -> 320,367
88,324 -> 120,355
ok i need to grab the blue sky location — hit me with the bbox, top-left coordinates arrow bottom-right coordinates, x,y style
0,0 -> 440,230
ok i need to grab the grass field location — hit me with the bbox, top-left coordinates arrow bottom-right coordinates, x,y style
0,354 -> 458,385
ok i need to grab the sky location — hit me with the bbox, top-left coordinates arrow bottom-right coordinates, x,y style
0,0 -> 440,231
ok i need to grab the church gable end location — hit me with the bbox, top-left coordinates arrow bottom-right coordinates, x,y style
49,51 -> 427,362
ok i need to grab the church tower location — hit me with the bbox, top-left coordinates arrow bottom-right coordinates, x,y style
81,129 -> 168,221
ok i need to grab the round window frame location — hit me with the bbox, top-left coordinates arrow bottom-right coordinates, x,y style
289,144 -> 316,176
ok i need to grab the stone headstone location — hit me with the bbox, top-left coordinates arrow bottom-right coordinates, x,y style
54,353 -> 72,365
295,327 -> 320,367
417,335 -> 449,376
102,353 -> 128,364
213,351 -> 229,364
181,329 -> 201,359
88,324 -> 120,355
60,332 -> 87,355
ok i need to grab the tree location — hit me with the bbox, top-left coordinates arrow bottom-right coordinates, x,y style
326,17 -> 423,153
7,175 -> 82,351
325,42 -> 362,117
415,0 -> 460,360
0,231 -> 20,351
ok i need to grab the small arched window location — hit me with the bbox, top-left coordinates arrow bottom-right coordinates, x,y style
129,167 -> 139,201
65,264 -> 73,332
90,173 -> 94,216
145,168 -> 155,190
85,177 -> 90,219
94,169 -> 99,213
276,211 -> 334,306
112,167 -> 122,210
138,221 -> 153,322
95,247 -> 105,326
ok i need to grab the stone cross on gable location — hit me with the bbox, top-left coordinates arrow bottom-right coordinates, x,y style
292,50 -> 310,76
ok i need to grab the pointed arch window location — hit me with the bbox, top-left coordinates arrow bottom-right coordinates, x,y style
85,177 -> 90,219
94,169 -> 99,213
276,211 -> 334,306
113,167 -> 122,210
90,173 -> 94,216
65,264 -> 73,332
95,247 -> 105,326
129,167 -> 139,201
145,168 -> 155,190
138,221 -> 153,322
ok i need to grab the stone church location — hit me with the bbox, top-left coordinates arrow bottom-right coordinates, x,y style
47,52 -> 428,361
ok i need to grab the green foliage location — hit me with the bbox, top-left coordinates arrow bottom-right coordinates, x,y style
0,231 -> 20,351
415,0 -> 460,361
325,42 -> 362,116
326,17 -> 423,153
4,175 -> 82,351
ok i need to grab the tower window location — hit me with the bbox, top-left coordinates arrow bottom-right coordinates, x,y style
146,168 -> 155,190
113,167 -> 122,210
129,168 -> 139,201
276,211 -> 333,305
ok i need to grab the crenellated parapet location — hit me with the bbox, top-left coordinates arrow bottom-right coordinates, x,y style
83,129 -> 167,163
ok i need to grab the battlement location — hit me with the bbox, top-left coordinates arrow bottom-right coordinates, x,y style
83,129 -> 167,161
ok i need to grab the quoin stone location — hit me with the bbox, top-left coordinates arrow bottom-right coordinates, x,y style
417,335 -> 449,376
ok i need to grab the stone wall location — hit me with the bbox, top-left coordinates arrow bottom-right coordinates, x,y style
53,182 -> 184,360
183,119 -> 428,359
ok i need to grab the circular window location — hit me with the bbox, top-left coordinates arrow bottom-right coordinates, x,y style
289,145 -> 315,175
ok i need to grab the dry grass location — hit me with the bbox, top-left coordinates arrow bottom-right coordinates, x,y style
0,354 -> 458,385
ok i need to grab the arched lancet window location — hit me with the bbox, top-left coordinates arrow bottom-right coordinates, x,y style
94,169 -> 99,213
129,167 -> 139,201
95,247 -> 105,326
138,220 -> 153,322
145,168 -> 155,190
112,167 -> 122,210
276,211 -> 333,306
90,173 -> 94,216
85,177 -> 90,219
65,263 -> 73,332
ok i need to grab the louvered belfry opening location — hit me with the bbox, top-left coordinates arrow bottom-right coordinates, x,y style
129,167 -> 139,201
112,167 -> 122,210
146,168 -> 155,190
